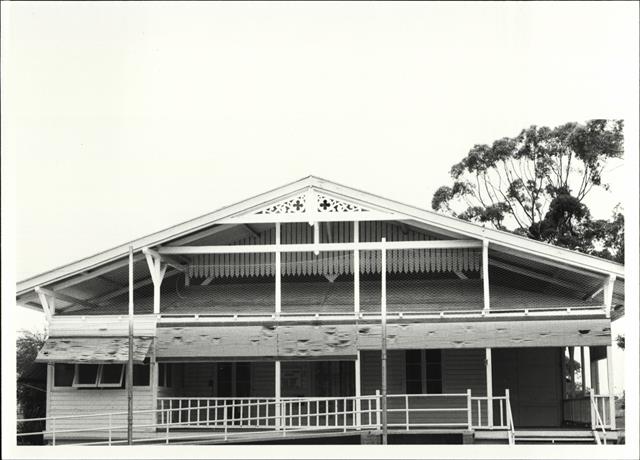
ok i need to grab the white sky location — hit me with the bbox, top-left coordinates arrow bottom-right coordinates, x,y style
2,3 -> 638,451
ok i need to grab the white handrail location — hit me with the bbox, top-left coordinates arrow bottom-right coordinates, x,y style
590,389 -> 607,445
18,392 -> 523,445
505,389 -> 515,445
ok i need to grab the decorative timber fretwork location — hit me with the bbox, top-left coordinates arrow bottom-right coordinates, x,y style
231,187 -> 390,224
187,221 -> 481,279
316,193 -> 369,213
254,194 -> 307,215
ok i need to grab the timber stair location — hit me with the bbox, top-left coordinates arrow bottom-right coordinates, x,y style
512,429 -> 600,444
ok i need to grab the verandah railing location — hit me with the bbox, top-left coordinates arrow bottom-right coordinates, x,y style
563,393 -> 613,428
16,390 -> 549,446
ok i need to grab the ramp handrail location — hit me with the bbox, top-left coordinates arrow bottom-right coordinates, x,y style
590,389 -> 607,445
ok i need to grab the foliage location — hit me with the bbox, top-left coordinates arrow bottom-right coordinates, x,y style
617,334 -> 625,350
432,120 -> 624,261
17,330 -> 46,445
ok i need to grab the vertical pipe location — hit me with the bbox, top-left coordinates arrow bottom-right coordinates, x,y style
354,221 -> 360,313
482,240 -> 490,311
486,348 -> 493,428
380,238 -> 388,444
127,245 -> 134,445
606,346 -> 616,429
275,223 -> 281,314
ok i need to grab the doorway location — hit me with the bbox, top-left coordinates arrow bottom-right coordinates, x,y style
492,348 -> 562,427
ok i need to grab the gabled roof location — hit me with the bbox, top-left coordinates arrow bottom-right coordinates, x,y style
16,175 -> 624,298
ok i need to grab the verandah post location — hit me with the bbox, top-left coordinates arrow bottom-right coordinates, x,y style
590,388 -> 596,430
467,389 -> 472,430
486,348 -> 493,428
275,360 -> 281,430
606,346 -> 616,429
482,240 -> 490,312
355,350 -> 361,429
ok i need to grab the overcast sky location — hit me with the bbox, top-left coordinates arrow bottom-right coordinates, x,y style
2,2 -> 638,397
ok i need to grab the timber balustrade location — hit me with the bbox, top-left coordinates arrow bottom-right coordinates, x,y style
155,305 -> 606,324
17,391 -> 535,445
563,393 -> 613,429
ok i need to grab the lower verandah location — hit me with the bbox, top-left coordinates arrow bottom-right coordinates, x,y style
158,347 -> 569,429
43,346 -> 613,444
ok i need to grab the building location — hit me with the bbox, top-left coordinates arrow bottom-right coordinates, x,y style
15,176 -> 625,445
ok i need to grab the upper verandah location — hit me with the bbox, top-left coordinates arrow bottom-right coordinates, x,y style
16,176 -> 624,317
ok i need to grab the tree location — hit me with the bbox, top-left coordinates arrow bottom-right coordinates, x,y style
432,120 -> 624,261
616,334 -> 625,350
17,330 -> 46,445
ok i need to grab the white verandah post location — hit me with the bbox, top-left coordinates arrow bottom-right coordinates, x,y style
606,346 -> 616,429
482,240 -> 490,312
485,348 -> 493,428
603,273 -> 616,429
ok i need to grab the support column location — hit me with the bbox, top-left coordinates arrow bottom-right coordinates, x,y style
482,240 -> 490,311
46,362 -> 53,434
380,238 -> 388,445
35,288 -> 53,320
603,275 -> 616,318
275,360 -> 282,430
144,249 -> 167,315
569,347 -> 576,397
606,346 -> 616,429
590,355 -> 600,394
580,346 -> 587,394
486,348 -> 493,428
355,350 -> 361,429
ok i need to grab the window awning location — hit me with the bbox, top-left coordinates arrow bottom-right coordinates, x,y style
35,337 -> 153,364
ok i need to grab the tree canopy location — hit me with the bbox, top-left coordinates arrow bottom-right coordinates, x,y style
17,330 -> 46,445
432,120 -> 624,262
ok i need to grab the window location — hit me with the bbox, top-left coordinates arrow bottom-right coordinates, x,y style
54,363 -> 75,387
74,364 -> 101,387
72,364 -> 124,388
100,364 -> 125,387
405,350 -> 443,394
158,363 -> 172,388
56,363 -> 150,389
216,362 -> 251,397
133,363 -> 150,386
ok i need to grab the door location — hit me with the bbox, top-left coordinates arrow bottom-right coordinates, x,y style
492,348 -> 562,427
216,362 -> 251,424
